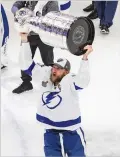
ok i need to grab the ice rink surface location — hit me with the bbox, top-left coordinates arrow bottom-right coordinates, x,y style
1,1 -> 120,156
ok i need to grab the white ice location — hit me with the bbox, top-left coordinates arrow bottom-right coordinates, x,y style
1,1 -> 120,156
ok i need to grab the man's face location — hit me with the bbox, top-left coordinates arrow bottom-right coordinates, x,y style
50,65 -> 69,84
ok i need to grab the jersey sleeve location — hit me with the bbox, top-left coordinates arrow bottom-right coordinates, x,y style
70,59 -> 90,91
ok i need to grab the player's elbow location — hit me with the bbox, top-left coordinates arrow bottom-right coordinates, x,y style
77,76 -> 90,89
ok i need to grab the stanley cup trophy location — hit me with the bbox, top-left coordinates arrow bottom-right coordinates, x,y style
14,8 -> 95,56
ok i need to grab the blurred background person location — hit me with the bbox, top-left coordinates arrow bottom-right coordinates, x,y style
11,1 -> 59,94
83,1 -> 98,20
95,1 -> 118,34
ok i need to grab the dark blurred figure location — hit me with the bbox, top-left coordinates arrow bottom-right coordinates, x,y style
11,1 -> 59,94
83,1 -> 98,20
95,1 -> 118,34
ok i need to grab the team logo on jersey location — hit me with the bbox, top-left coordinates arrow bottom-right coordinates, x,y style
42,91 -> 62,109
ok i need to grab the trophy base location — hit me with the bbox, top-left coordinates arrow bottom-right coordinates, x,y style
67,17 -> 95,56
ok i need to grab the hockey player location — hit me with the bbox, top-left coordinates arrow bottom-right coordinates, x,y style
20,33 -> 92,157
11,1 -> 71,94
0,4 -> 9,69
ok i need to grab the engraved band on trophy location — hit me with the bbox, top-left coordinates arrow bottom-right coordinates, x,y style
14,8 -> 95,56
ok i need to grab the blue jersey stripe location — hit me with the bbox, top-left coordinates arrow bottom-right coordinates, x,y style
36,114 -> 81,127
60,1 -> 71,11
73,83 -> 83,90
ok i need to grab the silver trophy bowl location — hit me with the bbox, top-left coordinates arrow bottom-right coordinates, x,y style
15,8 -> 95,56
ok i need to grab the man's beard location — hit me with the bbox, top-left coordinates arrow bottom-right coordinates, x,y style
50,73 -> 65,84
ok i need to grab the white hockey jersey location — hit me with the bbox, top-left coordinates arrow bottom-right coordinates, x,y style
32,59 -> 90,131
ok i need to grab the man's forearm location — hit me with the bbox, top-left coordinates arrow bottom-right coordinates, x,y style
75,60 -> 90,88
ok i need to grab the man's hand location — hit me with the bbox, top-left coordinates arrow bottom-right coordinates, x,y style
19,33 -> 28,42
82,45 -> 93,60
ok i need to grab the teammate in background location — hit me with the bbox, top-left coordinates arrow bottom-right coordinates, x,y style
83,1 -> 98,20
11,0 -> 71,94
20,33 -> 93,157
11,1 -> 58,94
1,4 -> 9,70
95,1 -> 118,34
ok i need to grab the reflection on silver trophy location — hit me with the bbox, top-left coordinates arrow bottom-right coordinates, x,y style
15,8 -> 95,56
